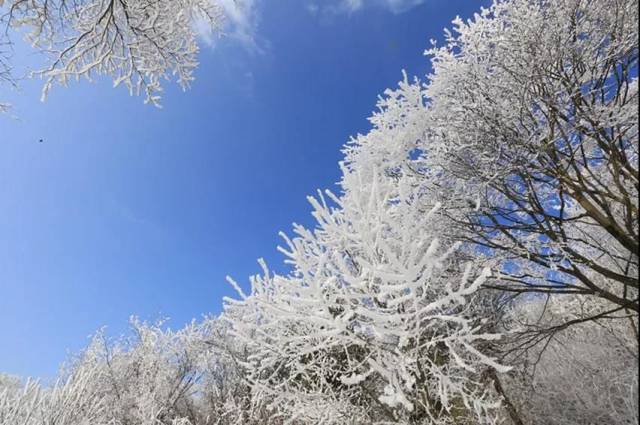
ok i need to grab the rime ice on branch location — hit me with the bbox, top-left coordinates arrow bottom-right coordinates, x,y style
1,0 -> 225,106
224,74 -> 509,424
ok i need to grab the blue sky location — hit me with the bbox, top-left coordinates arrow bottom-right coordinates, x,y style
0,0 -> 486,379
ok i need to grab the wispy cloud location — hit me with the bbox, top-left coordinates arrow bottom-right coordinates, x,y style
199,0 -> 426,53
199,0 -> 265,54
307,0 -> 426,15
105,195 -> 164,238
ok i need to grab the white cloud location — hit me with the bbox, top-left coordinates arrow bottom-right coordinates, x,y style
377,0 -> 426,14
344,0 -> 365,12
198,0 -> 427,52
311,0 -> 426,15
199,0 -> 265,54
306,3 -> 320,15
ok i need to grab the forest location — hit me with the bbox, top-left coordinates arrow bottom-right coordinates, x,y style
0,0 -> 638,424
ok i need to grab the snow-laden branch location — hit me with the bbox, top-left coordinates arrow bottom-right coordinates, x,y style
1,0 -> 225,106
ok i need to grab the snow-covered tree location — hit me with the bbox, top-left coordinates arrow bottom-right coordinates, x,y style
501,294 -> 638,425
0,361 -> 108,425
222,1 -> 638,422
0,0 -> 225,106
224,75 -> 511,424
0,373 -> 21,393
2,1 -> 638,423
421,0 -> 639,316
0,317 -> 261,425
346,2 -> 637,420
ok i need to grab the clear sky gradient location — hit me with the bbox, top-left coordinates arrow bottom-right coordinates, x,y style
0,0 -> 487,379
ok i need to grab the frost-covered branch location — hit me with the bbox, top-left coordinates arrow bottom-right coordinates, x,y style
1,0 -> 225,106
